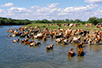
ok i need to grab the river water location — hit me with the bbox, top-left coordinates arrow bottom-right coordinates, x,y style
0,26 -> 102,68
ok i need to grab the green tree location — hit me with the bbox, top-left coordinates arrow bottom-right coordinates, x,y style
41,19 -> 50,23
0,19 -> 4,25
65,19 -> 69,23
75,19 -> 82,23
69,19 -> 74,23
88,17 -> 99,25
98,18 -> 102,23
55,19 -> 60,23
51,19 -> 55,23
60,20 -> 65,23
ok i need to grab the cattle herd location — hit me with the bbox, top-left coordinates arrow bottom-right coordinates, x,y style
7,23 -> 102,57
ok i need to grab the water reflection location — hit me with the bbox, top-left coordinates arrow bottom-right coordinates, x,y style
87,45 -> 92,51
0,26 -> 3,28
46,49 -> 54,53
42,41 -> 46,43
77,56 -> 84,62
30,45 -> 41,48
1,26 -> 102,68
93,45 -> 102,53
68,56 -> 75,62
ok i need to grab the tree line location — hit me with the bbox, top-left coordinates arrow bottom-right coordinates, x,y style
0,17 -> 31,25
0,17 -> 102,26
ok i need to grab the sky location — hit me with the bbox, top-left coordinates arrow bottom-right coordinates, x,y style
0,0 -> 102,21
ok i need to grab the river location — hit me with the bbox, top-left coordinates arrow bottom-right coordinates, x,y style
0,25 -> 102,68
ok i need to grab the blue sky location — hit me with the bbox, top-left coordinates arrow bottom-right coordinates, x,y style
0,0 -> 102,21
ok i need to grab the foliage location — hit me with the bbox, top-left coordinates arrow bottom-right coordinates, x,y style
0,17 -> 31,25
88,17 -> 99,25
0,17 -> 102,25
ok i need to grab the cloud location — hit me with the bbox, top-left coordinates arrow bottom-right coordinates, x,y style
64,4 -> 98,12
93,9 -> 102,18
0,9 -> 4,13
31,5 -> 40,9
48,3 -> 59,8
0,3 -> 14,7
85,0 -> 102,4
8,7 -> 32,13
0,9 -> 6,17
1,3 -> 101,20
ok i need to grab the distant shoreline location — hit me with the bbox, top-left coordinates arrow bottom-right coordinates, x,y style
0,17 -> 102,26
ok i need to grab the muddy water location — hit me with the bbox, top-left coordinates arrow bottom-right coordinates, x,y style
0,26 -> 102,68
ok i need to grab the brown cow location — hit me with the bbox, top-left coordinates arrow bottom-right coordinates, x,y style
24,40 -> 34,45
8,34 -> 11,37
42,36 -> 47,42
85,23 -> 93,27
21,38 -> 29,43
76,42 -> 84,49
77,48 -> 84,56
30,42 -> 41,46
13,38 -> 20,43
46,44 -> 54,50
68,48 -> 75,57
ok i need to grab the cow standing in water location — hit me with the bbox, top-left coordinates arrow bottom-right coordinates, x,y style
77,48 -> 84,56
13,38 -> 20,43
46,44 -> 54,50
68,48 -> 75,57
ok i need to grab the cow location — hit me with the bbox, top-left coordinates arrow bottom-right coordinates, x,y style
68,48 -> 75,57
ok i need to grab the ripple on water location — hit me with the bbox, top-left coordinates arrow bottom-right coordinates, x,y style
0,26 -> 102,68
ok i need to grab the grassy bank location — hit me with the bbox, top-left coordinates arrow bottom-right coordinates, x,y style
27,23 -> 101,33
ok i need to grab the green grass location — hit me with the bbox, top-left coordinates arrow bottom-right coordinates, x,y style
27,23 -> 59,29
27,23 -> 102,32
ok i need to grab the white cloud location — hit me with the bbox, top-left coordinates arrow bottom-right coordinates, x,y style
64,4 -> 98,12
93,9 -> 102,18
48,3 -> 59,8
37,7 -> 50,13
1,3 -> 102,20
58,12 -> 68,16
31,5 -> 40,9
8,7 -> 32,13
85,0 -> 102,4
0,9 -> 6,17
0,3 -> 14,7
0,9 -> 4,13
